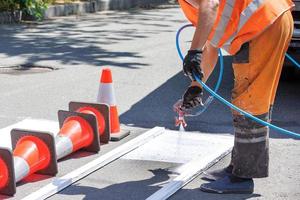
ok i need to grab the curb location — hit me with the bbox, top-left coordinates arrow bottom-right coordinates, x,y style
0,11 -> 22,24
44,0 -> 169,19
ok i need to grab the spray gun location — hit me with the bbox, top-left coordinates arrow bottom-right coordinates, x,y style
173,99 -> 187,129
173,96 -> 209,129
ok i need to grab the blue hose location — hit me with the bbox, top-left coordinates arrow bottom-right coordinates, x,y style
286,53 -> 300,69
176,24 -> 300,138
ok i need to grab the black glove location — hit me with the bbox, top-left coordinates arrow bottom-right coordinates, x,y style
181,86 -> 203,110
183,50 -> 204,81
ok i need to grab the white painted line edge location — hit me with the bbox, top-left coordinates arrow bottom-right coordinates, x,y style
22,127 -> 165,200
146,147 -> 233,200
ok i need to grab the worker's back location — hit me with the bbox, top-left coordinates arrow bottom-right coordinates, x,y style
179,0 -> 295,54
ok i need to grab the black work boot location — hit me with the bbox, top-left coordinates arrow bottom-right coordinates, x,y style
200,175 -> 254,194
202,165 -> 233,181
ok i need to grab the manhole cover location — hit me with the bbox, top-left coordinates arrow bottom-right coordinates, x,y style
0,66 -> 57,75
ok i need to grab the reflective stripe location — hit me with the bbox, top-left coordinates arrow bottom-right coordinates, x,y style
235,126 -> 268,134
14,156 -> 30,182
239,0 -> 265,30
211,0 -> 236,47
55,135 -> 74,160
222,44 -> 230,52
226,0 -> 265,47
235,135 -> 267,143
97,83 -> 117,106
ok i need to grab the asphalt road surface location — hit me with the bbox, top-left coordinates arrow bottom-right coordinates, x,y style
0,4 -> 299,200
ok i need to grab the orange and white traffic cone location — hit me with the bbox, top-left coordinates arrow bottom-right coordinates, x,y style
0,148 -> 15,196
56,101 -> 111,159
69,102 -> 110,144
97,68 -> 130,141
0,129 -> 58,196
56,110 -> 100,160
12,131 -> 57,181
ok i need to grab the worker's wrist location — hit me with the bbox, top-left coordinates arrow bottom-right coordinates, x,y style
188,49 -> 203,54
190,81 -> 202,88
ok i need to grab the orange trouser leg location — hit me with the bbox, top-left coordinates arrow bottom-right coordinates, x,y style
232,11 -> 294,115
230,11 -> 293,178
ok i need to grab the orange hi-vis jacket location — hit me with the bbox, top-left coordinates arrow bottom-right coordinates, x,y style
179,0 -> 294,55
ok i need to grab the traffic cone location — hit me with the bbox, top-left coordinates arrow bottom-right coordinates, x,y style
0,130 -> 58,196
69,102 -> 110,144
0,148 -> 15,196
0,104 -> 108,196
56,110 -> 100,160
11,130 -> 58,180
97,68 -> 130,141
0,156 -> 10,190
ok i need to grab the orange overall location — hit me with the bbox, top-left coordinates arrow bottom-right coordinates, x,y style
179,0 -> 294,178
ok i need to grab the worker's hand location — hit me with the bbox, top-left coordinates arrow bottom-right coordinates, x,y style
183,50 -> 204,81
181,85 -> 203,110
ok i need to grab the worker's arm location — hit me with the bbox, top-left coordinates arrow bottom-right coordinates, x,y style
191,0 -> 219,50
189,0 -> 219,87
196,43 -> 219,82
181,0 -> 219,110
183,0 -> 219,80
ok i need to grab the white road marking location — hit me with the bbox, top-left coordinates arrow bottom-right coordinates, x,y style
123,130 -> 233,165
146,133 -> 233,200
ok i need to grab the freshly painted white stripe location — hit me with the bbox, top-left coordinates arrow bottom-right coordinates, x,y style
14,156 -> 30,182
97,83 -> 117,106
22,127 -> 165,200
123,131 -> 233,164
211,0 -> 236,46
146,148 -> 232,200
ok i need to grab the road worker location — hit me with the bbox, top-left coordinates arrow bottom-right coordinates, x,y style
178,0 -> 295,194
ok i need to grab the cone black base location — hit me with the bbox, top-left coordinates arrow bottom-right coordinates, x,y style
110,129 -> 130,141
69,101 -> 110,144
58,110 -> 101,152
0,148 -> 16,196
11,129 -> 58,176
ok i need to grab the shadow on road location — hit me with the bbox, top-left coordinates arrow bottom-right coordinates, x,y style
121,57 -> 235,134
170,188 -> 261,200
58,167 -> 261,200
121,56 -> 300,139
0,9 -> 184,69
58,168 -> 172,200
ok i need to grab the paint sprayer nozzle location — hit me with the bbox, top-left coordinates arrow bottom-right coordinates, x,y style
173,99 -> 187,128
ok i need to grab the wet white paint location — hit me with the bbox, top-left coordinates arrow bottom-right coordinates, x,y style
122,130 -> 233,164
179,124 -> 185,132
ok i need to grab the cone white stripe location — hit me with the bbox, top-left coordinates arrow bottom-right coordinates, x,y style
55,135 -> 74,160
14,156 -> 30,182
97,83 -> 117,106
